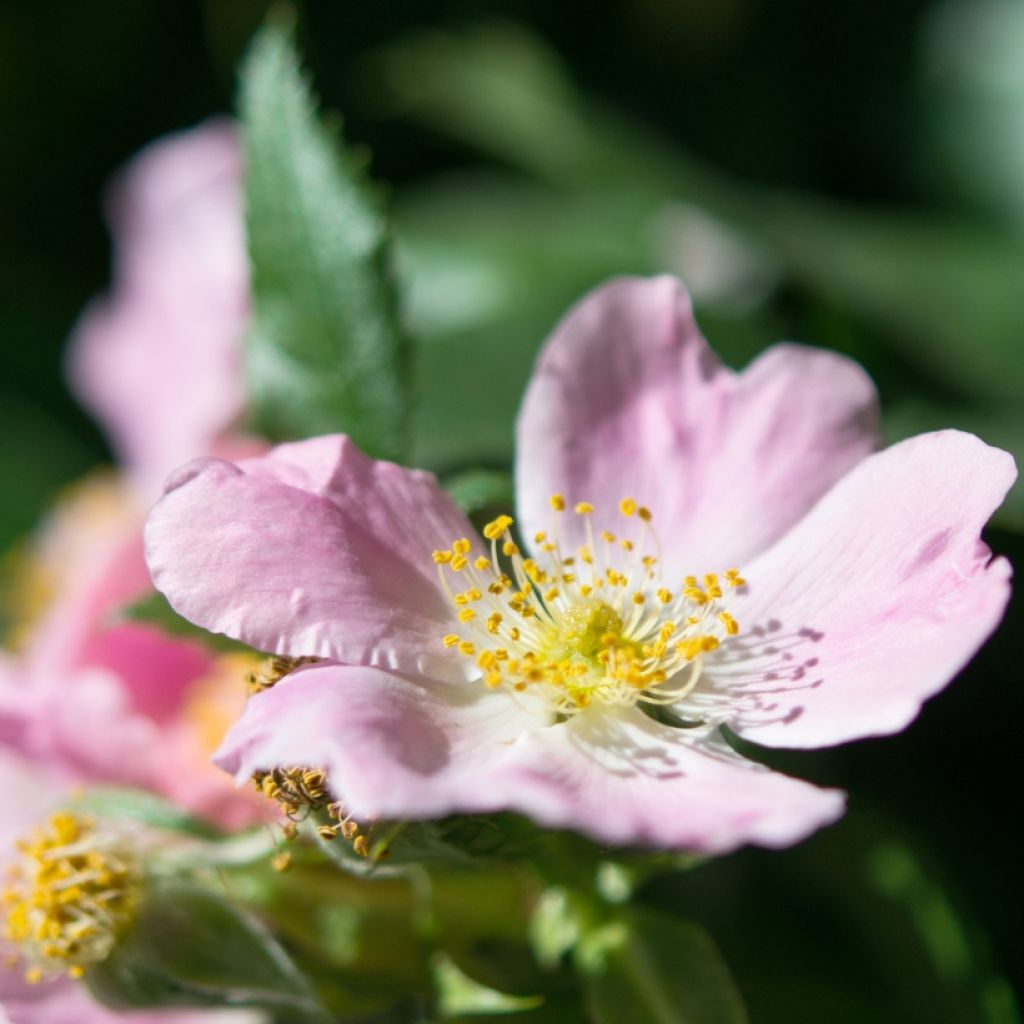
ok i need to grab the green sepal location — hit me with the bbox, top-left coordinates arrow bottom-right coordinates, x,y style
574,906 -> 748,1024
239,11 -> 412,460
86,880 -> 330,1022
68,787 -> 224,840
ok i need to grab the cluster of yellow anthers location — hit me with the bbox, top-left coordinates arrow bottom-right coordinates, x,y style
3,812 -> 137,983
245,655 -> 321,695
252,767 -> 370,866
433,496 -> 744,714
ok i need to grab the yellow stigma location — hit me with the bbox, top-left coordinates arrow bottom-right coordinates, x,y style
434,495 -> 742,715
3,812 -> 138,982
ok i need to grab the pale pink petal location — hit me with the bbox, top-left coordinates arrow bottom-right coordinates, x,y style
145,438 -> 478,679
690,430 -> 1015,747
66,120 -> 247,493
2,976 -> 265,1024
214,663 -> 537,821
516,276 -> 880,575
216,665 -> 842,854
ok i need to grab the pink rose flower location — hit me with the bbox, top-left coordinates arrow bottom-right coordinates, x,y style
66,119 -> 249,497
144,277 -> 1015,854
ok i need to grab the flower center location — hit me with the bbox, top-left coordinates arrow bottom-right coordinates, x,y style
2,812 -> 138,983
433,495 -> 744,714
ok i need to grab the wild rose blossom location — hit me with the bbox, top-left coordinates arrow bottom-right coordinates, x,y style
145,276 -> 1015,854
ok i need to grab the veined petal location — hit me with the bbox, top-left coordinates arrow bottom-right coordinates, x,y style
145,437 -> 478,679
516,276 -> 879,574
694,430 -> 1015,747
494,708 -> 845,853
214,662 -> 539,819
215,664 -> 842,854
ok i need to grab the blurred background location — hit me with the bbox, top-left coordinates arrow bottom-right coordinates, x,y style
1,0 -> 1021,1019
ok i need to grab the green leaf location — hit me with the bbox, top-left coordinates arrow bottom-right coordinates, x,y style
69,787 -> 223,840
576,907 -> 747,1024
119,589 -> 257,655
443,468 -> 515,515
87,880 -> 330,1021
240,12 -> 412,459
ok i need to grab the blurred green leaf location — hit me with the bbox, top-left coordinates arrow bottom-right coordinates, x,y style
69,787 -> 223,839
241,13 -> 412,459
443,468 -> 514,515
120,589 -> 257,655
380,22 -> 1024,517
653,808 -> 1020,1024
434,951 -> 544,1017
88,881 -> 329,1020
576,907 -> 747,1024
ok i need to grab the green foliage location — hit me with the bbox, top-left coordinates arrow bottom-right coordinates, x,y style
69,788 -> 223,840
576,907 -> 748,1024
379,22 -> 1024,526
87,881 -> 330,1021
240,13 -> 412,461
120,589 -> 256,655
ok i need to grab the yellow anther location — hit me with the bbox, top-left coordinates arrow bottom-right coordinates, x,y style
550,494 -> 566,511
458,608 -> 477,623
534,531 -> 547,543
620,498 -> 637,516
488,582 -> 506,595
545,587 -> 560,602
719,612 -> 740,636
600,531 -> 616,543
502,541 -> 520,557
474,556 -> 491,571
580,546 -> 593,565
638,506 -> 652,522
478,650 -> 497,669
508,627 -> 520,641
485,671 -> 503,688
684,587 -> 709,605
574,501 -> 594,515
454,538 -> 472,555
631,593 -> 645,605
620,539 -> 634,552
432,549 -> 453,564
580,585 -> 593,597
657,588 -> 673,603
483,515 -> 514,541
458,641 -> 475,656
702,636 -> 720,653
451,555 -> 468,571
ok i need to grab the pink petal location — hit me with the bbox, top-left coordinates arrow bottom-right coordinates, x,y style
216,664 -> 843,854
697,430 -> 1015,747
516,276 -> 880,575
66,120 -> 247,493
145,437 -> 477,679
214,663 -> 537,820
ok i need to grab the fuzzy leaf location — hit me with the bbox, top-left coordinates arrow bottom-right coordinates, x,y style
240,13 -> 411,459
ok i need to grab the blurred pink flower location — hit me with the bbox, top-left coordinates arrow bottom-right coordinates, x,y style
1,124 -> 265,1015
144,276 -> 1015,854
0,475 -> 265,824
66,119 -> 250,497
